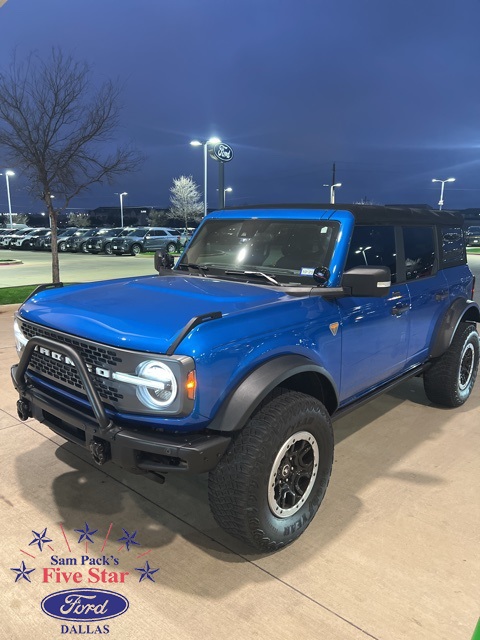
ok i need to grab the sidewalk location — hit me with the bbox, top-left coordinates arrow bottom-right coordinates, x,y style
0,304 -> 479,640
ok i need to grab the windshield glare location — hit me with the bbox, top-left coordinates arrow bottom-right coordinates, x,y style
179,219 -> 337,283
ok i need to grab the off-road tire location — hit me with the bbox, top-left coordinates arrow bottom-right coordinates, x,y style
131,243 -> 141,256
424,322 -> 479,407
208,389 -> 334,552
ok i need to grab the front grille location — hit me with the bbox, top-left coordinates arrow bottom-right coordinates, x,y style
20,321 -> 124,404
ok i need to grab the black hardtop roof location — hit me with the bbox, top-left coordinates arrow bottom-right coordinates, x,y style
224,203 -> 465,226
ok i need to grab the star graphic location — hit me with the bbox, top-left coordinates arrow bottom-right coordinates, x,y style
117,529 -> 141,551
11,561 -> 36,583
74,522 -> 98,544
135,560 -> 159,583
28,527 -> 52,551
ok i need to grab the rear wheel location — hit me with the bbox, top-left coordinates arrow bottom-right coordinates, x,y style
80,242 -> 89,253
166,242 -> 176,253
58,241 -> 67,252
424,322 -> 479,407
208,390 -> 334,551
131,243 -> 141,256
104,242 -> 113,255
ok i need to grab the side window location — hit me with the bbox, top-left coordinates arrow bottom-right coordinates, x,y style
157,230 -> 167,236
403,227 -> 435,280
440,226 -> 465,266
345,225 -> 397,283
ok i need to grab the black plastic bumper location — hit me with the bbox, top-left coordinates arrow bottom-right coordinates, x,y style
11,348 -> 231,476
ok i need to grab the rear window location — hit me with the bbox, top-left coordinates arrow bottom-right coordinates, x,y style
440,226 -> 465,266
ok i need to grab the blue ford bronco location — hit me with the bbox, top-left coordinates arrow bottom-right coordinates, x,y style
11,204 -> 480,551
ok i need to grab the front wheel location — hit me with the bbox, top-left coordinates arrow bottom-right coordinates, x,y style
208,390 -> 334,552
80,242 -> 89,253
58,241 -> 67,252
424,322 -> 479,407
104,242 -> 113,255
131,243 -> 141,256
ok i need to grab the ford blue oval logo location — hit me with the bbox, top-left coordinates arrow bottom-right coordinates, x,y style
41,588 -> 129,622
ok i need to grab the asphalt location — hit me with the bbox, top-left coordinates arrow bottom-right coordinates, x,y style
0,257 -> 479,639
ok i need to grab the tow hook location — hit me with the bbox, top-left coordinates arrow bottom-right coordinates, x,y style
89,439 -> 111,465
17,399 -> 31,421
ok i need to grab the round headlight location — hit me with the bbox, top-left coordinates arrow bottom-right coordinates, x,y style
14,318 -> 28,354
135,360 -> 178,409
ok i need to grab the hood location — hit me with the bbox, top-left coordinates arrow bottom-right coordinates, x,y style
18,275 -> 289,354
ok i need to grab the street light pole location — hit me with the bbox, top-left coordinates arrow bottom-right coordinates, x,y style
190,137 -> 221,216
323,182 -> 342,204
1,170 -> 15,227
115,192 -> 128,227
224,187 -> 232,204
432,178 -> 455,210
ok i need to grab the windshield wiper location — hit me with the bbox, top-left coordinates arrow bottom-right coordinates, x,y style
224,270 -> 281,286
181,263 -> 209,276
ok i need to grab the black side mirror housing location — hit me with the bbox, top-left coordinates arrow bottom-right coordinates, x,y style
342,266 -> 391,297
154,250 -> 174,272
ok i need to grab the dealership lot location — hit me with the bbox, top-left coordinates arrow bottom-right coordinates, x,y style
0,252 -> 479,640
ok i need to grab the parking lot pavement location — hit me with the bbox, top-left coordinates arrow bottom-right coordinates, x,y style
0,249 -> 157,288
1,304 -> 479,639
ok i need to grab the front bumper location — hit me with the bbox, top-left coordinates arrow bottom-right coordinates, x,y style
11,339 -> 231,475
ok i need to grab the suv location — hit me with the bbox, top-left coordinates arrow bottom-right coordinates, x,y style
110,227 -> 180,255
11,205 -> 480,551
65,228 -> 102,253
86,228 -> 127,254
465,225 -> 480,246
43,228 -> 78,252
1,227 -> 33,249
10,228 -> 49,250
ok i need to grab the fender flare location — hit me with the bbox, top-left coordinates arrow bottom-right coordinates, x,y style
429,298 -> 480,358
207,354 -> 339,433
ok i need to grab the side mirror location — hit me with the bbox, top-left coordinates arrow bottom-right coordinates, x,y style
154,250 -> 174,272
342,266 -> 391,297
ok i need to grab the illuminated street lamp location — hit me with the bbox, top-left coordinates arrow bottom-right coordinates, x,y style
355,245 -> 372,264
224,186 -> 233,203
323,182 -> 342,205
0,170 -> 15,227
432,177 -> 455,210
115,191 -> 128,226
190,137 -> 221,216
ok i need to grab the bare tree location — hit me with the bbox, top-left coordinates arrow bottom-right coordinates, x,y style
169,175 -> 203,230
67,212 -> 90,228
0,48 -> 143,282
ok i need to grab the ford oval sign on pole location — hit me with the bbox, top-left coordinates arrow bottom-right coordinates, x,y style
209,143 -> 234,163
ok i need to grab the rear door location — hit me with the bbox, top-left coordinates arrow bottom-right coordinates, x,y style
403,226 -> 450,365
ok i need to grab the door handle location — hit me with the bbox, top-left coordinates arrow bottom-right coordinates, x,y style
435,291 -> 448,301
391,303 -> 410,316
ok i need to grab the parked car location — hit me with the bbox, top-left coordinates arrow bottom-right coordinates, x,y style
11,205 -> 480,551
65,228 -> 104,253
43,228 -> 82,252
86,228 -> 128,254
1,227 -> 33,249
465,225 -> 480,246
10,228 -> 49,250
110,227 -> 180,255
32,229 -> 52,250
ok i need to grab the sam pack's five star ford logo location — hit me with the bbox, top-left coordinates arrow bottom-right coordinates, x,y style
10,522 -> 160,635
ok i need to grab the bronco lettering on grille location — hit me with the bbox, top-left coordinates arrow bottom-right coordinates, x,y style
35,346 -> 112,379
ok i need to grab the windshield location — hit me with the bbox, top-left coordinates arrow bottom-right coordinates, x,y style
178,219 -> 338,285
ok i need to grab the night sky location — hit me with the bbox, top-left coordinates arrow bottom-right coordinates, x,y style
1,0 -> 479,213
